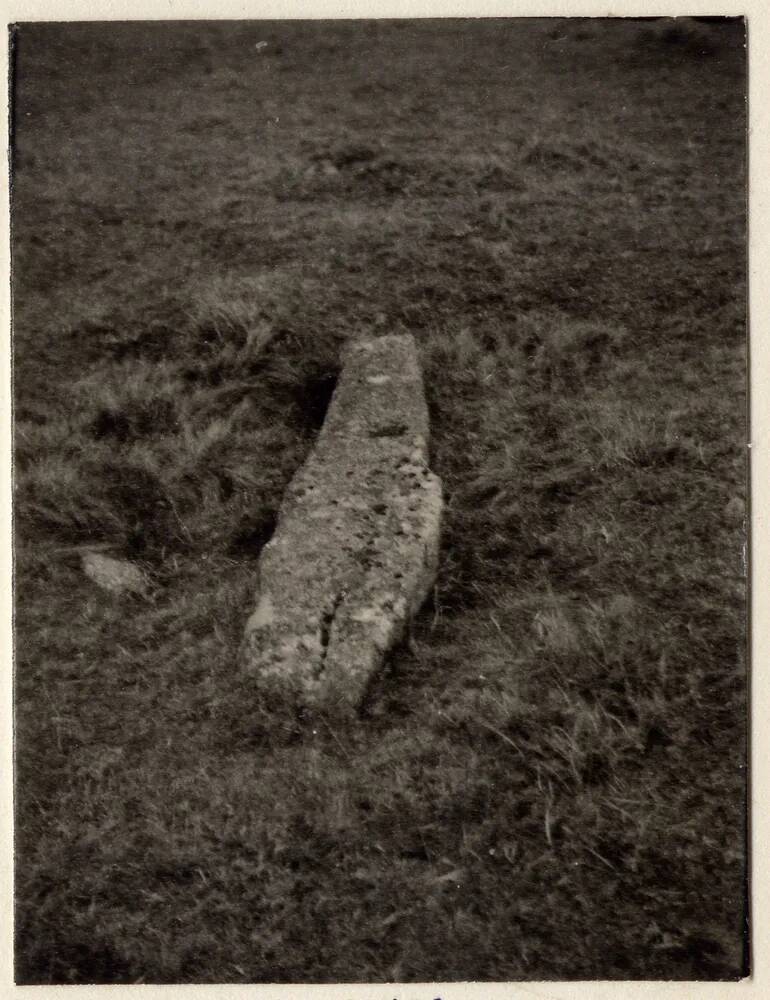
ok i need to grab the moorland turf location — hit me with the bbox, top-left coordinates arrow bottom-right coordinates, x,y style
12,18 -> 747,982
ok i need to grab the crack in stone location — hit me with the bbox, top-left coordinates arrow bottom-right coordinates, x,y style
315,590 -> 345,679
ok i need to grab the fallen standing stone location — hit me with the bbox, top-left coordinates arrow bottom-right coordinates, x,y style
241,333 -> 443,714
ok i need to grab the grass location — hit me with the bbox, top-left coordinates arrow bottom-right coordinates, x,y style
11,17 -> 747,982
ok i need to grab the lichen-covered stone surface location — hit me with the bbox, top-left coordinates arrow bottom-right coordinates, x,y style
241,334 -> 443,714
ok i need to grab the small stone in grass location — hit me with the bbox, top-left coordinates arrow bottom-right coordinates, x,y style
81,552 -> 150,598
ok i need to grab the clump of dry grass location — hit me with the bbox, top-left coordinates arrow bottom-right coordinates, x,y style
15,270 -> 342,561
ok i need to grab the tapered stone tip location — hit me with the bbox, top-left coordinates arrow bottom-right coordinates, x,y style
241,333 -> 443,714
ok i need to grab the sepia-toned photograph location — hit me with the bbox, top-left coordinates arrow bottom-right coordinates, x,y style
10,16 -> 748,984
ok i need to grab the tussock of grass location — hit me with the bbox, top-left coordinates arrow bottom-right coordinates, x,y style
13,17 -> 746,984
15,270 -> 342,558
